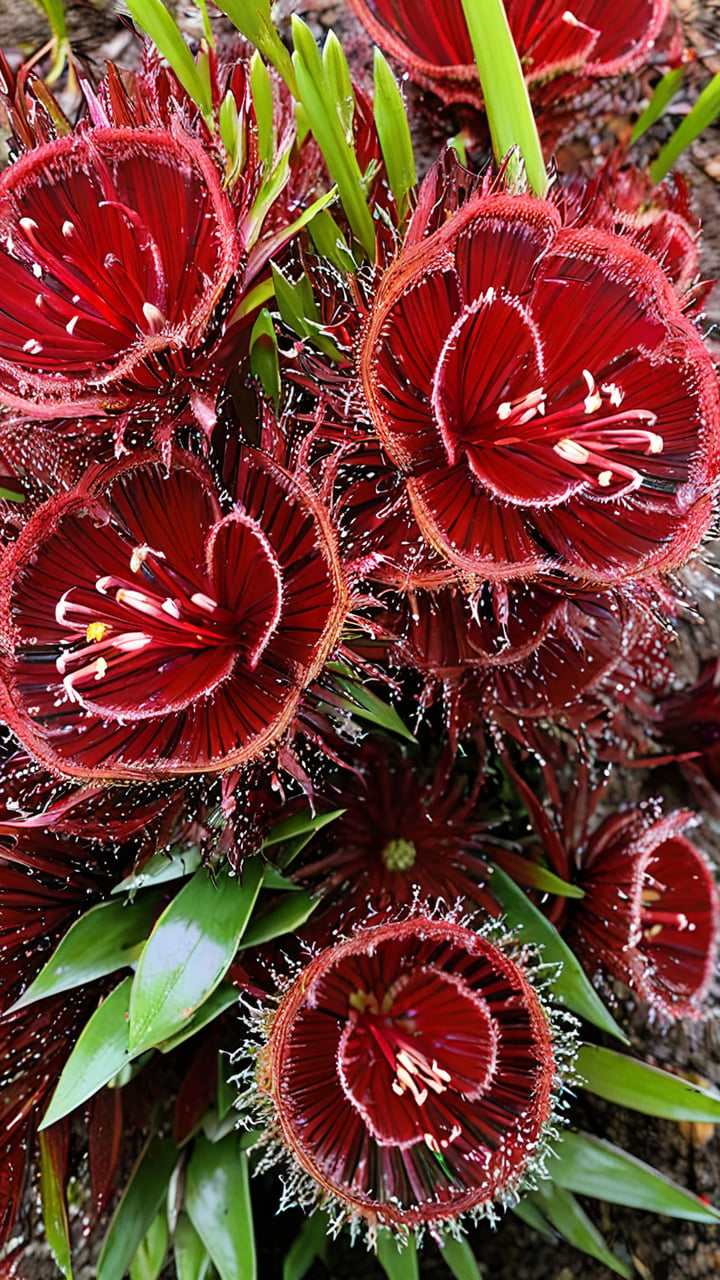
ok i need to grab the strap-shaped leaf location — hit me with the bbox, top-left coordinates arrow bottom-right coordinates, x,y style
97,1138 -> 178,1280
377,1232 -> 419,1280
125,0 -> 213,118
651,71 -> 720,182
174,1213 -> 212,1280
129,1210 -> 169,1280
373,49 -> 416,224
41,978 -> 135,1129
438,1234 -> 483,1280
12,889 -> 163,1009
215,0 -> 297,95
264,808 -> 345,848
578,1044 -> 720,1121
250,308 -> 281,408
185,1135 -> 256,1280
282,1212 -> 329,1280
329,667 -> 416,742
128,860 -> 264,1054
631,66 -> 684,142
239,890 -> 318,948
112,846 -> 201,895
39,1127 -> 73,1280
489,865 -> 628,1042
550,1131 -> 720,1221
530,1183 -> 632,1278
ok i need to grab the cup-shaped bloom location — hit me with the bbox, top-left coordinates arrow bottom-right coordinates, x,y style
360,192 -> 720,585
565,810 -> 719,1018
0,449 -> 347,780
347,0 -> 670,109
252,916 -> 567,1233
0,128 -> 239,424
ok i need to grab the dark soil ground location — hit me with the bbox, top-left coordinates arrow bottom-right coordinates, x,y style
1,1 -> 720,1277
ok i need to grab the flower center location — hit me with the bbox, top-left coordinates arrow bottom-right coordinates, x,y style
381,837 -> 418,871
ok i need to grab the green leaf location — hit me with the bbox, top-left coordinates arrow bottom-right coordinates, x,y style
156,982 -> 238,1055
125,0 -> 213,118
32,0 -> 69,82
489,865 -> 628,1042
493,849 -> 584,899
578,1044 -> 720,1122
292,18 -> 376,259
97,1138 -> 178,1280
377,1232 -> 419,1280
373,49 -> 416,223
130,1210 -> 169,1280
41,978 -> 135,1129
250,52 -> 275,169
459,0 -> 547,195
308,209 -> 357,273
330,670 -> 416,742
530,1183 -> 631,1279
439,1235 -> 483,1280
185,1135 -> 256,1280
219,89 -> 247,183
128,860 -> 263,1053
264,807 -> 345,848
250,308 -> 281,408
39,1129 -> 73,1280
12,889 -> 163,1009
631,66 -> 685,142
323,31 -> 355,137
174,1213 -> 212,1280
113,846 -> 202,894
282,1211 -> 329,1280
0,484 -> 25,502
651,71 -> 720,183
550,1131 -> 720,1221
511,1197 -> 556,1242
216,0 -> 297,96
239,889 -> 318,948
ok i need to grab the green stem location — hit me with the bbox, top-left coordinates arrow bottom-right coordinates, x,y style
460,0 -> 547,196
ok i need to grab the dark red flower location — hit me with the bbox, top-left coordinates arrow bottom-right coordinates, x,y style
347,0 -> 670,109
359,191 -> 719,585
565,809 -> 719,1018
0,448 -> 347,780
291,739 -> 497,920
252,915 -> 568,1232
0,127 -> 239,428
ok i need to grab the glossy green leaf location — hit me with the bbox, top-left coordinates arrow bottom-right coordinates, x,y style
292,18 -> 376,259
13,889 -> 163,1009
39,1129 -> 73,1280
157,982 -> 238,1055
97,1138 -> 178,1280
125,0 -> 213,118
550,1131 -> 720,1221
493,849 -> 583,898
185,1135 -> 256,1280
130,1210 -> 169,1280
264,807 -> 345,848
377,1232 -> 419,1280
330,669 -> 416,742
260,867 -> 300,890
249,52 -> 275,169
113,846 -> 202,894
33,0 -> 69,81
578,1044 -> 720,1121
308,209 -> 356,273
219,89 -> 247,182
511,1197 -> 556,1242
373,48 -> 416,223
651,71 -> 720,182
128,860 -> 263,1053
439,1234 -> 483,1280
174,1213 -> 212,1280
216,0 -> 297,95
282,1211 -> 329,1280
530,1183 -> 631,1278
631,66 -> 685,142
41,978 -> 135,1129
0,484 -> 25,502
250,308 -> 281,407
489,865 -> 628,1042
323,31 -> 355,137
459,0 -> 547,194
239,889 -> 318,948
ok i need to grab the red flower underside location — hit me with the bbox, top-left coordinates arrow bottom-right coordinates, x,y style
361,197 -> 719,584
0,451 -> 346,779
0,128 -> 239,416
266,918 -> 555,1226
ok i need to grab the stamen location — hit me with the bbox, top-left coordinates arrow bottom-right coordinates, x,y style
86,622 -> 108,642
555,438 -> 590,465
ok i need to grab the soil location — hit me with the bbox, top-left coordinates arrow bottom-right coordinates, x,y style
1,1 -> 720,1277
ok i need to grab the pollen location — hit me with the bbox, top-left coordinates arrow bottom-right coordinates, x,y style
93,656 -> 108,680
86,621 -> 108,643
382,837 -> 418,871
554,438 -> 590,465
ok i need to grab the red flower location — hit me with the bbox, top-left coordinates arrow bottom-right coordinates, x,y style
291,739 -> 497,919
347,0 -> 670,109
359,191 -> 719,585
0,128 -> 239,429
565,810 -> 719,1018
0,448 -> 347,780
252,915 -> 568,1233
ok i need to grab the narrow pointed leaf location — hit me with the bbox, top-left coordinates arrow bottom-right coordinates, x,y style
130,1211 -> 169,1280
331,670 -> 416,742
282,1212 -> 329,1280
373,48 -> 416,222
651,71 -> 720,182
40,978 -> 135,1129
249,52 -> 275,169
250,308 -> 281,408
577,1044 -> 720,1122
530,1183 -> 632,1278
216,0 -> 297,95
631,66 -> 685,142
439,1235 -> 483,1280
174,1213 -> 212,1280
97,1138 -> 178,1280
13,890 -> 163,1009
322,31 -> 355,137
264,807 -> 345,848
511,1198 -> 556,1241
128,860 -> 263,1053
550,1131 -> 720,1221
39,1128 -> 73,1280
308,209 -> 356,272
239,889 -> 318,948
185,1135 -> 256,1280
489,865 -> 628,1042
125,0 -> 213,117
377,1232 -> 419,1280
113,847 -> 202,894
